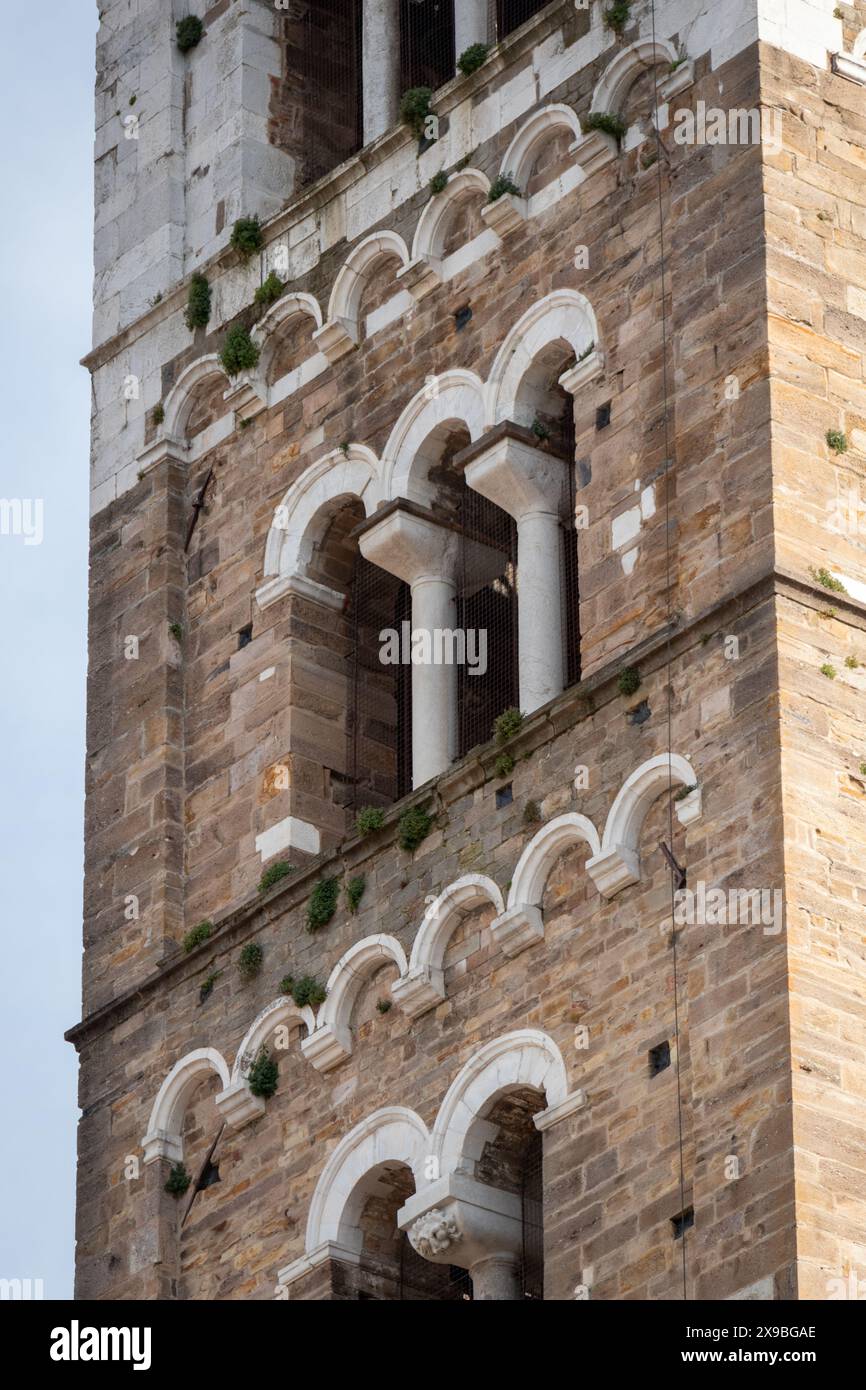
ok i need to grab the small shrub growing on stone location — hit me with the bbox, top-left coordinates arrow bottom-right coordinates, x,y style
258,860 -> 295,894
346,875 -> 366,914
523,800 -> 542,826
820,663 -> 837,680
230,216 -> 263,261
457,42 -> 489,76
280,975 -> 327,1007
169,621 -> 184,642
604,2 -> 631,33
810,566 -> 847,594
585,111 -> 628,143
199,971 -> 220,1003
398,805 -> 433,853
488,173 -> 522,203
219,325 -> 260,377
826,429 -> 848,454
860,762 -> 866,777
185,272 -> 211,330
429,170 -> 448,195
617,667 -> 642,697
176,16 -> 204,52
494,752 -> 515,779
493,707 -> 524,745
376,998 -> 393,1014
307,876 -> 340,932
674,784 -> 697,803
845,656 -> 860,669
183,920 -> 213,953
254,271 -> 285,307
400,87 -> 433,139
153,402 -> 165,426
247,1047 -> 278,1099
238,942 -> 263,979
165,1162 -> 191,1196
355,806 -> 385,836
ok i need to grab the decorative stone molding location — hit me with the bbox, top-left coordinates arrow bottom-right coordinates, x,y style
486,289 -> 600,428
312,316 -> 357,364
141,1047 -> 230,1165
213,1079 -> 266,1130
500,103 -> 583,191
396,256 -> 441,301
480,190 -> 528,238
255,572 -> 345,613
302,934 -> 409,1072
660,58 -> 695,102
390,966 -> 445,1019
507,812 -> 601,913
533,1088 -> 586,1131
382,368 -> 486,505
161,354 -> 230,440
568,128 -> 618,178
586,753 -> 701,899
400,874 -> 504,1015
408,1208 -> 463,1258
317,230 -> 410,359
559,348 -> 605,396
220,996 -> 316,1126
832,50 -> 866,85
489,903 -> 544,958
590,37 -> 683,115
406,169 -> 492,299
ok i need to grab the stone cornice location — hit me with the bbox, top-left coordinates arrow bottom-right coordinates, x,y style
65,563 -> 865,1049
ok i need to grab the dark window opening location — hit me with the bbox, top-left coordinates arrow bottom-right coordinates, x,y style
671,1207 -> 694,1239
496,784 -> 513,808
492,0 -> 551,43
400,0 -> 456,93
457,482 -> 519,760
521,1127 -> 544,1298
560,393 -> 581,688
301,0 -> 363,186
196,1160 -> 220,1192
350,555 -> 412,810
649,1040 -> 671,1076
237,623 -> 253,650
596,401 -> 612,430
399,1238 -> 473,1300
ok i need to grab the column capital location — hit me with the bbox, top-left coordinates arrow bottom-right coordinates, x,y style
457,423 -> 567,521
397,1172 -> 523,1271
356,500 -> 461,586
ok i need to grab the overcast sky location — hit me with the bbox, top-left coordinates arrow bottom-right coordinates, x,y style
0,3 -> 97,1298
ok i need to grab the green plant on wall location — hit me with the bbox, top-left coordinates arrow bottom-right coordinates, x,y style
584,111 -> 628,143
306,877 -> 340,932
254,271 -> 285,307
183,920 -> 212,953
826,429 -> 848,454
230,216 -> 263,261
176,16 -> 204,52
810,567 -> 847,594
429,170 -> 448,195
280,975 -> 327,1007
219,325 -> 260,377
494,752 -> 514,779
493,707 -> 524,745
346,876 -> 366,914
457,43 -> 489,77
617,667 -> 641,697
247,1047 -> 278,1099
355,806 -> 385,836
258,860 -> 295,894
185,272 -> 211,330
487,173 -> 522,203
238,942 -> 263,979
164,1162 -> 191,1196
397,805 -> 433,853
604,2 -> 631,34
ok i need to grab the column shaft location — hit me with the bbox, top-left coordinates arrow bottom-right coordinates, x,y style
517,510 -> 564,713
410,574 -> 458,786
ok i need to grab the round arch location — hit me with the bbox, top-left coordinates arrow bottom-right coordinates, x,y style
411,169 -> 491,265
507,813 -> 601,911
162,355 -> 231,440
382,368 -> 487,504
486,289 -> 599,428
141,1046 -> 230,1164
499,103 -> 583,189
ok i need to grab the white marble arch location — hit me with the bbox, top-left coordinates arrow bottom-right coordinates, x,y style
300,935 -> 409,1074
214,996 -> 317,1131
586,752 -> 702,899
315,230 -> 411,361
141,1047 -> 230,1165
161,353 -> 231,442
392,874 -> 505,1019
430,1029 -> 571,1179
485,288 -> 601,428
381,367 -> 487,505
590,36 -> 681,115
855,28 -> 866,60
492,813 -> 601,957
411,168 -> 490,266
299,1105 -> 431,1264
251,291 -> 325,402
255,444 -> 383,611
499,103 -> 586,218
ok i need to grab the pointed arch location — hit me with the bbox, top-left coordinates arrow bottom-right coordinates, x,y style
430,1030 -> 569,1178
300,935 -> 408,1072
382,368 -> 487,504
141,1047 -> 230,1164
486,289 -> 600,428
586,753 -> 702,898
256,444 -> 384,610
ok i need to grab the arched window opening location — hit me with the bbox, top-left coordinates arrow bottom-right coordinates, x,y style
492,0 -> 551,43
474,1087 -> 545,1299
350,552 -> 411,809
298,0 -> 363,186
400,0 -> 456,94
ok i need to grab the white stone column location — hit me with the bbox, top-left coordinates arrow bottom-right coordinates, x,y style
357,504 -> 460,788
463,429 -> 567,714
363,0 -> 401,144
454,0 -> 489,60
398,1173 -> 525,1302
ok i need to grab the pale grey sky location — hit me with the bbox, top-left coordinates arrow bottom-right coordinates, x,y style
0,2 -> 98,1298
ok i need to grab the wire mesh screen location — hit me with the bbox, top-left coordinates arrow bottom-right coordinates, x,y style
302,0 -> 363,186
399,1238 -> 473,1300
349,555 -> 412,809
400,0 -> 456,92
521,1128 -> 544,1299
457,486 -> 519,759
490,0 -> 551,42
